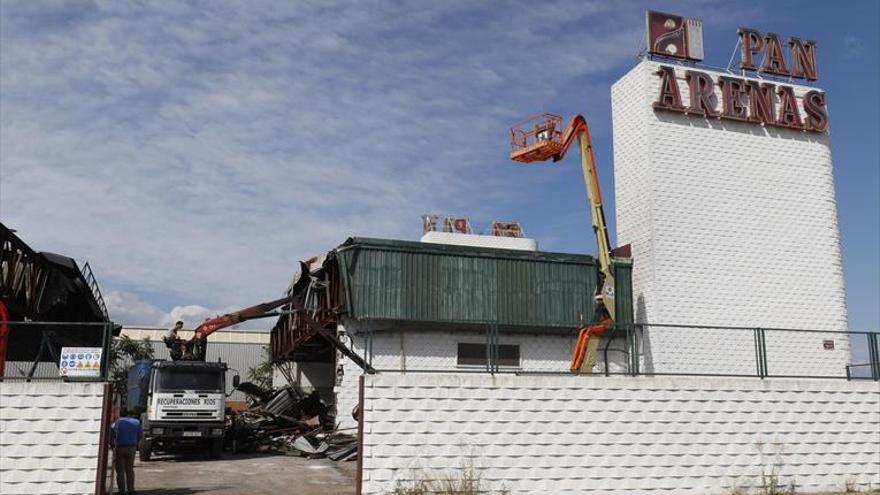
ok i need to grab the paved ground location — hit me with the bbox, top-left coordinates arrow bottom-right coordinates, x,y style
127,452 -> 880,495
131,451 -> 356,495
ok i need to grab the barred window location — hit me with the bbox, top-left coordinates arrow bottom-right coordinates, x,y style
457,343 -> 520,367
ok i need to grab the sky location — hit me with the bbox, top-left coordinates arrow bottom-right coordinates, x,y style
1,1 -> 877,351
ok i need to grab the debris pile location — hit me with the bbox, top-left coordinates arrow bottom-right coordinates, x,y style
228,382 -> 357,461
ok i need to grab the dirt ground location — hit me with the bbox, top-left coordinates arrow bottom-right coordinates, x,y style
130,451 -> 356,495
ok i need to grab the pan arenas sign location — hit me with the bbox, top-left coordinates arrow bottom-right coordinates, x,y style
646,11 -> 828,133
652,66 -> 828,132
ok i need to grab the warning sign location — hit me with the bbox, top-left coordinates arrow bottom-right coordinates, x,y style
59,347 -> 103,378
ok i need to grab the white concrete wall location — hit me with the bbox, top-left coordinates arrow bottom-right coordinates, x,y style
336,321 -> 364,431
611,59 -> 849,376
364,330 -> 574,372
360,374 -> 880,495
274,361 -> 336,404
334,325 -> 581,430
420,231 -> 538,251
0,381 -> 107,495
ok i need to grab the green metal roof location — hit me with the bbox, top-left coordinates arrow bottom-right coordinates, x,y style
335,237 -> 599,329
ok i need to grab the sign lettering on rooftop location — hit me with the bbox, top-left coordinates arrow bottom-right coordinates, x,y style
422,215 -> 524,238
646,11 -> 828,133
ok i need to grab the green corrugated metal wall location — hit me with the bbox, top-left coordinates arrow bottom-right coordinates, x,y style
336,238 -> 622,329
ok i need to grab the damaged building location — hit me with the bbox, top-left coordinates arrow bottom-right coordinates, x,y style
1,222 -> 115,378
271,234 -> 634,430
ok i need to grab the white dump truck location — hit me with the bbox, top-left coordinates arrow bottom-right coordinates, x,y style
127,359 -> 238,460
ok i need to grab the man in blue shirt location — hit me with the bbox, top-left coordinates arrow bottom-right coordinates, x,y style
111,410 -> 143,495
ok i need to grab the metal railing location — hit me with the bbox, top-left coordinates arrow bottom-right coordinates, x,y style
1,320 -> 114,381
365,322 -> 879,381
81,262 -> 109,320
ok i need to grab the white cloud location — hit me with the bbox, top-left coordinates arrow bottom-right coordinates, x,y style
105,289 -> 265,330
103,291 -> 168,327
0,1 -> 754,314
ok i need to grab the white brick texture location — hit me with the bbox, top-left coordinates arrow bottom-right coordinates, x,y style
360,374 -> 880,495
611,59 -> 849,376
334,326 -> 578,430
0,381 -> 106,495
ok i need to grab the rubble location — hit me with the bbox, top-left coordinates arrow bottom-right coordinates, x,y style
227,382 -> 357,461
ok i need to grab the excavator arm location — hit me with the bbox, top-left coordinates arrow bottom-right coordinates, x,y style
177,295 -> 294,361
174,294 -> 374,372
510,113 -> 616,373
193,295 -> 295,340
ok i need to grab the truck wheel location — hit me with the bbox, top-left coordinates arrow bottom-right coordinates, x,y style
139,438 -> 152,462
210,438 -> 223,459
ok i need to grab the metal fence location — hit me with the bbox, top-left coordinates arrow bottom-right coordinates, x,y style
0,320 -> 114,381
364,322 -> 879,381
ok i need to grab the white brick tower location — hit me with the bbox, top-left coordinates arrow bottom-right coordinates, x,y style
611,59 -> 849,376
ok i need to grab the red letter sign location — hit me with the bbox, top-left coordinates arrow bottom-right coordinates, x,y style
654,66 -> 684,112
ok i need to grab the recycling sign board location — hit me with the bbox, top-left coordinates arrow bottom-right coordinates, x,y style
59,347 -> 103,378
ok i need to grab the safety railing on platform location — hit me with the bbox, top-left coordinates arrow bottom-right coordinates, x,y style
363,322 -> 879,381
0,320 -> 114,381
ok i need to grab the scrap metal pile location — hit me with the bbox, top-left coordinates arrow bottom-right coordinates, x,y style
228,382 -> 357,461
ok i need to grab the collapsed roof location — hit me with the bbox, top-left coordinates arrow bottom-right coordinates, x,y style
1,222 -> 115,361
271,237 -> 633,363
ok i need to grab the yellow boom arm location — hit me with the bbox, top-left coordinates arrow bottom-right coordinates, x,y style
551,115 -> 615,321
510,114 -> 615,372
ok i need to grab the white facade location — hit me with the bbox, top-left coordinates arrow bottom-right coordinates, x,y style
334,319 -> 576,430
273,361 -> 336,404
611,59 -> 849,376
420,231 -> 538,251
360,373 -> 880,495
121,326 -> 270,344
0,381 -> 107,495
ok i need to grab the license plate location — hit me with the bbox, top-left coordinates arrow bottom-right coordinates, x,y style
183,431 -> 202,437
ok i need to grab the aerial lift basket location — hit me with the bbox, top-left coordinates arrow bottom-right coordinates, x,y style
509,112 -> 565,163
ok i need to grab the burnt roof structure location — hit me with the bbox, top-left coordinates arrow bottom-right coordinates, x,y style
271,237 -> 633,363
1,222 -> 116,362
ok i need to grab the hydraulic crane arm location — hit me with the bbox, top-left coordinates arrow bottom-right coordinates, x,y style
175,295 -> 295,361
193,295 -> 295,340
175,294 -> 372,372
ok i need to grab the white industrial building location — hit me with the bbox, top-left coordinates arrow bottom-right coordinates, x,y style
264,11 -> 880,492
611,59 -> 850,376
272,232 -> 634,431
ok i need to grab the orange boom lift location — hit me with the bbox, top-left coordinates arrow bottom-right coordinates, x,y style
509,113 -> 615,373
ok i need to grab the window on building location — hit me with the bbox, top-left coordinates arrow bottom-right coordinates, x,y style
457,343 -> 520,367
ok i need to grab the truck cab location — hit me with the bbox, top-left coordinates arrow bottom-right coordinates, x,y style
128,359 -> 237,460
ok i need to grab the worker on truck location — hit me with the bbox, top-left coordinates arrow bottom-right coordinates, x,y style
163,321 -> 184,360
111,410 -> 143,495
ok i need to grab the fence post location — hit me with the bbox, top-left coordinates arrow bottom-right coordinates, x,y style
0,301 -> 8,378
760,328 -> 768,377
634,325 -> 640,376
101,322 -> 112,381
753,328 -> 767,379
484,323 -> 492,374
870,332 -> 880,382
492,323 -> 499,374
753,328 -> 761,378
